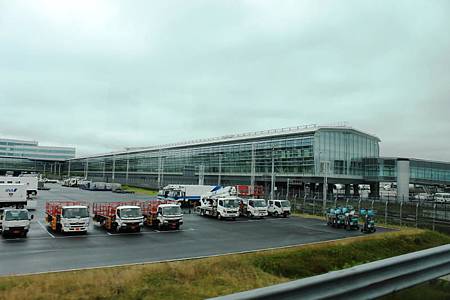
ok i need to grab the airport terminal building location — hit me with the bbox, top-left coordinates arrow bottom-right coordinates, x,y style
1,125 -> 450,198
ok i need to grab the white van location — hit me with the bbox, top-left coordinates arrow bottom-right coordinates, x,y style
433,193 -> 450,203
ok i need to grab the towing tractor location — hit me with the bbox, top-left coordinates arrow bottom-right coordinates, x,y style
93,202 -> 144,232
199,196 -> 240,220
239,198 -> 268,218
140,200 -> 183,230
267,200 -> 291,217
46,202 -> 90,233
0,208 -> 33,238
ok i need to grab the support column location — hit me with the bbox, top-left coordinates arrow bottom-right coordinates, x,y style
370,182 -> 380,198
112,156 -> 116,182
345,184 -> 351,196
397,158 -> 410,201
353,184 -> 360,197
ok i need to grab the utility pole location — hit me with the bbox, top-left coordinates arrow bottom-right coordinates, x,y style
271,147 -> 275,201
286,178 -> 290,200
250,143 -> 256,194
218,154 -> 222,185
321,161 -> 330,214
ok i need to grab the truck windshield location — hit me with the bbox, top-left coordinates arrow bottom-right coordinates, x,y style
253,200 -> 267,208
281,201 -> 291,208
4,210 -> 28,221
120,208 -> 141,218
163,206 -> 181,215
63,208 -> 89,218
223,199 -> 239,208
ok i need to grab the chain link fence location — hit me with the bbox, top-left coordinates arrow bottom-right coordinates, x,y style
289,195 -> 450,234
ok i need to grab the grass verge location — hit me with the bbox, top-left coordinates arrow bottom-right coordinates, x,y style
0,229 -> 448,300
122,185 -> 159,196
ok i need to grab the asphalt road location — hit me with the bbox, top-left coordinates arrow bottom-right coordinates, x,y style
0,184 -> 390,276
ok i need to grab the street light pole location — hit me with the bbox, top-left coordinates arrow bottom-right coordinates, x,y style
321,161 -> 330,214
286,178 -> 290,200
271,147 -> 275,201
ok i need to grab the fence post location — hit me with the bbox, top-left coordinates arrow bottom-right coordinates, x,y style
399,201 -> 403,226
303,196 -> 306,214
385,200 -> 388,225
313,198 -> 316,215
346,198 -> 349,207
432,203 -> 436,231
358,199 -> 362,213
415,202 -> 419,228
371,200 -> 375,210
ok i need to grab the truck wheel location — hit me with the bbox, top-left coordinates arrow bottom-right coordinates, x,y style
22,232 -> 27,238
217,214 -> 222,220
273,211 -> 278,218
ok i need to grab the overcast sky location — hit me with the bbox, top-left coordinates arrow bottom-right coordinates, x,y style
0,1 -> 449,160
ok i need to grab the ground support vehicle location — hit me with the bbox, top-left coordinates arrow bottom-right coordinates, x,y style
158,184 -> 219,203
268,200 -> 291,217
199,196 -> 240,220
0,208 -> 33,238
139,200 -> 183,230
46,201 -> 90,233
93,202 -> 143,232
0,176 -> 38,199
0,183 -> 35,209
360,209 -> 376,233
344,209 -> 359,230
327,207 -> 345,228
239,198 -> 268,218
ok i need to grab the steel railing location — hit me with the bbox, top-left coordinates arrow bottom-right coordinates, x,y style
209,244 -> 450,300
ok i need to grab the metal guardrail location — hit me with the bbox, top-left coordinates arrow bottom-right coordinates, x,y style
209,244 -> 450,300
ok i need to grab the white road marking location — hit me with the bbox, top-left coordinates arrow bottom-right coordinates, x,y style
37,221 -> 55,238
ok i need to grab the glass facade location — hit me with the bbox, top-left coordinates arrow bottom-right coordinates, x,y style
63,127 -> 382,183
0,138 -> 75,160
315,130 -> 379,176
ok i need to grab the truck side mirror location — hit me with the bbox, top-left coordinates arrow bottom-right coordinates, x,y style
30,215 -> 34,220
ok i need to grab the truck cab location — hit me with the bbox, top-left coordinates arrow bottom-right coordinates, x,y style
59,205 -> 90,233
216,197 -> 239,220
156,204 -> 183,229
115,206 -> 144,232
240,198 -> 268,218
268,200 -> 291,217
0,208 -> 33,238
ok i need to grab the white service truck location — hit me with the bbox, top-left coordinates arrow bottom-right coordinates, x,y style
0,183 -> 36,209
267,200 -> 291,217
0,176 -> 38,198
199,196 -> 240,220
239,198 -> 268,218
158,184 -> 219,202
0,208 -> 33,238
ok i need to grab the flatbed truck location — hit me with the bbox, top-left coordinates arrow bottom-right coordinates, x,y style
93,202 -> 144,232
139,200 -> 183,230
45,201 -> 90,233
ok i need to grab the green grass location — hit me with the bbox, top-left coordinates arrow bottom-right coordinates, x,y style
379,279 -> 450,300
122,185 -> 159,196
0,229 -> 448,300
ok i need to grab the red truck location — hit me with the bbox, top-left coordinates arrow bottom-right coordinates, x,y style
45,201 -> 90,233
92,202 -> 144,232
139,200 -> 183,230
